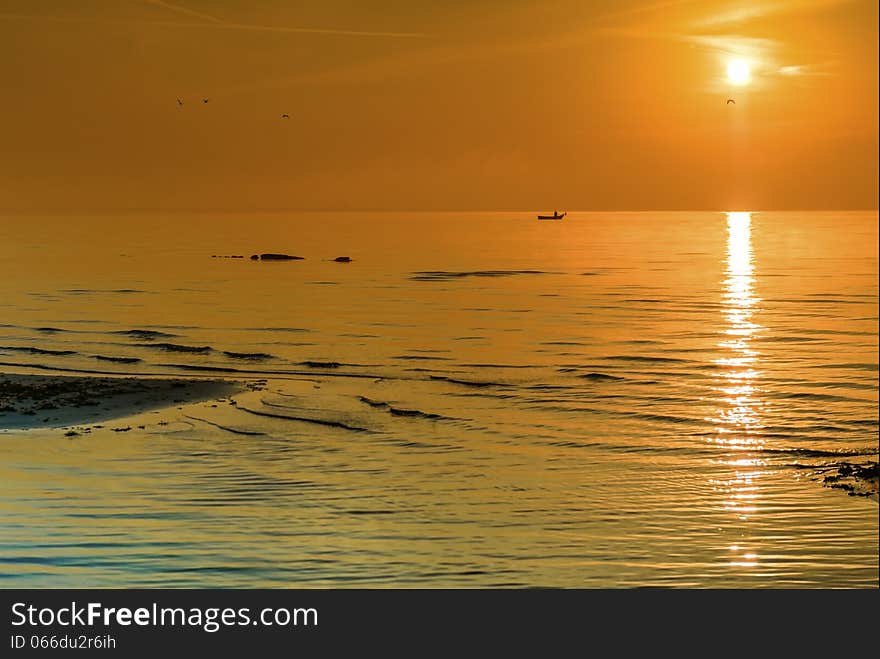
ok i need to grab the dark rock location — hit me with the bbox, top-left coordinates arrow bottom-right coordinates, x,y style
333,256 -> 352,263
250,254 -> 259,260
257,253 -> 305,261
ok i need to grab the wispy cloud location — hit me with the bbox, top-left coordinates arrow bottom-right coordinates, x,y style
596,0 -> 852,88
594,0 -> 703,24
141,0 -> 223,24
692,0 -> 855,27
0,3 -> 426,39
192,22 -> 426,38
138,0 -> 425,38
685,34 -> 778,56
777,63 -> 833,76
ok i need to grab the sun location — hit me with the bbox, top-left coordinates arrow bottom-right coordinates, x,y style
726,59 -> 751,86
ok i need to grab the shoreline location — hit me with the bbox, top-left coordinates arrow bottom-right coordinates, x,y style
1,371 -> 876,499
0,373 -> 244,431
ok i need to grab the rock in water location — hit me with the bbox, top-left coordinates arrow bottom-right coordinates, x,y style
333,256 -> 352,263
257,253 -> 305,261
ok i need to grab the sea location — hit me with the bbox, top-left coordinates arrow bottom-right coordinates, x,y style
0,210 -> 877,587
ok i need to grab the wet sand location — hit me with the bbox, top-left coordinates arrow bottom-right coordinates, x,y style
0,373 -> 243,431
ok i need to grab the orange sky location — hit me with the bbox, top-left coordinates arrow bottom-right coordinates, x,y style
1,0 -> 877,211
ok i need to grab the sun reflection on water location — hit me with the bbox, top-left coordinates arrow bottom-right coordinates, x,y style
709,212 -> 768,569
709,212 -> 766,448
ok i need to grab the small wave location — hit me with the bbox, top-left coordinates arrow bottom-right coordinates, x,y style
578,373 -> 625,382
393,355 -> 453,361
184,415 -> 265,436
0,346 -> 76,356
0,360 -> 107,374
762,447 -> 878,458
796,328 -> 876,337
115,329 -> 178,340
602,355 -> 694,364
137,343 -> 212,353
358,396 -> 389,408
629,411 -> 700,424
410,270 -> 550,281
757,335 -> 823,343
145,325 -> 199,330
459,363 -> 533,369
808,292 -> 876,299
299,361 -> 341,369
765,297 -> 863,305
812,363 -> 878,371
342,510 -> 399,516
237,405 -> 369,432
356,396 -> 448,420
61,289 -> 146,295
388,407 -> 446,420
769,391 -> 869,404
163,364 -> 242,373
50,319 -> 104,325
429,375 -> 502,388
223,351 -> 274,360
92,355 -> 142,364
546,440 -> 606,449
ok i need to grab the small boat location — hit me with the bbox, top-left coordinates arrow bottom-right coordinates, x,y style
537,211 -> 566,220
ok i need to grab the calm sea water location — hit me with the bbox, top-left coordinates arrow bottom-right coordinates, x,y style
0,211 -> 877,587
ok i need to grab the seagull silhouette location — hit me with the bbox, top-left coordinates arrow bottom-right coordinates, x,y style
281,113 -> 290,119
726,98 -> 736,104
202,98 -> 210,104
176,98 -> 183,107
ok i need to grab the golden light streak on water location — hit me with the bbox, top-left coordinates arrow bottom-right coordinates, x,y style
709,212 -> 766,445
710,212 -> 769,568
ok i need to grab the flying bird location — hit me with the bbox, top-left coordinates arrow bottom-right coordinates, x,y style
202,98 -> 210,104
176,98 -> 183,107
726,98 -> 736,104
281,113 -> 290,119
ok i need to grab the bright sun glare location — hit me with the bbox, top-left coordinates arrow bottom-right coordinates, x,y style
726,59 -> 751,86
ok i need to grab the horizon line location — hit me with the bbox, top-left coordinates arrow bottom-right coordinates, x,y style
1,207 -> 877,215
